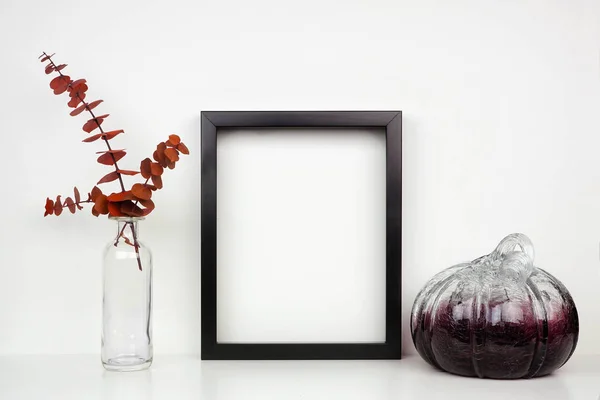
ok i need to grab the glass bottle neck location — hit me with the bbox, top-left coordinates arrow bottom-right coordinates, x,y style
115,219 -> 141,243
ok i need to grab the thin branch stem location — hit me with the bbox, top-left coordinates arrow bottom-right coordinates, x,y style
60,199 -> 92,207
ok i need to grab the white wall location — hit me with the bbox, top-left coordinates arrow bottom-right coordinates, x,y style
1,0 -> 599,355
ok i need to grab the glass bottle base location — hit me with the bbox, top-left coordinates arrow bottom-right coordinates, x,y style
102,355 -> 152,372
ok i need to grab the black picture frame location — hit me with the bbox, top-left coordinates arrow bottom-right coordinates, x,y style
201,111 -> 402,360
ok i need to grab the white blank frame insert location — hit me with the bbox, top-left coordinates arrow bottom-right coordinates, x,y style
216,127 -> 386,344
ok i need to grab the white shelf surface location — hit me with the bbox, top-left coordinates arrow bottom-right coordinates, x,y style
0,354 -> 597,400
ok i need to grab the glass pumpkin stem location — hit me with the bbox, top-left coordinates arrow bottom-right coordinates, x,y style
491,233 -> 535,280
491,233 -> 535,262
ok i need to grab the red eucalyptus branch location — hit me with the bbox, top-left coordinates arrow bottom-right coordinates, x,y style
39,52 -> 189,271
42,52 -> 144,269
42,53 -> 143,269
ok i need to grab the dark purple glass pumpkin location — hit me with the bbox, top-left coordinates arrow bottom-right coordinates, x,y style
410,233 -> 578,379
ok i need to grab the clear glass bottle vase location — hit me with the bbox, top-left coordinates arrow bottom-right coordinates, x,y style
102,217 -> 153,371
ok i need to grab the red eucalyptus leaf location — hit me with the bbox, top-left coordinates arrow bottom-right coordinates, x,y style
74,187 -> 83,210
71,78 -> 86,87
91,207 -> 100,217
159,154 -> 169,168
131,183 -> 152,201
50,75 -> 71,95
87,99 -> 103,111
70,103 -> 88,116
97,171 -> 120,184
82,133 -> 103,143
117,170 -> 139,176
40,53 -> 55,62
54,195 -> 63,216
44,197 -> 54,216
120,200 -> 144,217
154,142 -> 168,167
153,150 -> 165,168
166,134 -> 181,147
68,96 -> 83,108
107,201 -> 125,217
69,83 -> 88,97
107,191 -> 134,202
150,162 -> 163,177
167,161 -> 176,169
97,150 -> 126,165
50,75 -> 69,89
164,148 -> 179,162
140,158 -> 152,179
45,64 -> 54,74
83,117 -> 106,133
90,186 -> 103,202
96,149 -> 126,154
151,174 -> 163,189
53,82 -> 71,95
65,197 -> 76,214
103,129 -> 124,140
96,154 -> 113,165
49,75 -> 65,89
177,142 -> 189,155
140,198 -> 155,210
93,194 -> 109,215
55,64 -> 67,72
141,198 -> 155,215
